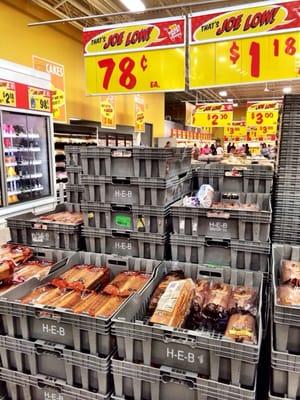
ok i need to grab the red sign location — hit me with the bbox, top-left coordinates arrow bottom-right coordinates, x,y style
190,1 -> 300,44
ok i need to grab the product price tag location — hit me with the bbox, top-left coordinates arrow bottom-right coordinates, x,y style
28,87 -> 51,112
32,230 -> 54,246
246,101 -> 280,127
192,103 -> 233,127
0,80 -> 16,107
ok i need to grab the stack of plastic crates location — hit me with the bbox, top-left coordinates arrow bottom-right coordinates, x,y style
80,147 -> 192,260
272,94 -> 300,244
65,145 -> 86,204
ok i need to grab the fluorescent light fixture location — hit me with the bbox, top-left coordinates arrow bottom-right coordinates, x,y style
120,0 -> 145,11
233,103 -> 238,107
227,98 -> 234,102
283,86 -> 292,94
219,90 -> 227,97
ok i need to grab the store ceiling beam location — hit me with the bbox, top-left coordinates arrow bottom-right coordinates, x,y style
54,0 -> 67,9
28,0 -> 234,27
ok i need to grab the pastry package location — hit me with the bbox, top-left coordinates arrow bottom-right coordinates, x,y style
0,244 -> 32,265
280,260 -> 300,286
201,282 -> 232,332
88,294 -> 125,317
228,286 -> 257,316
277,284 -> 300,306
39,211 -> 83,225
15,260 -> 54,281
51,265 -> 110,291
148,271 -> 185,315
102,271 -> 151,297
187,279 -> 210,329
150,278 -> 195,328
225,313 -> 257,344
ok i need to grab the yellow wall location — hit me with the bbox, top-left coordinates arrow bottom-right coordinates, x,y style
1,0 -> 165,137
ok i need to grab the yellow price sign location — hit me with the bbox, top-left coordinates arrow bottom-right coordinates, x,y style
0,80 -> 16,107
246,101 -> 280,127
28,87 -> 51,112
83,17 -> 186,94
192,103 -> 233,127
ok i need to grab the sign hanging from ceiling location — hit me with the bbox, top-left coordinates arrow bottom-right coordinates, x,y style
100,95 -> 116,129
246,101 -> 280,127
83,17 -> 186,95
192,103 -> 233,127
189,0 -> 300,88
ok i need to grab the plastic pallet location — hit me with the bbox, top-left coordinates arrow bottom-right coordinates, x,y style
7,204 -> 83,251
66,165 -> 82,185
0,251 -> 160,356
83,227 -> 168,260
65,145 -> 83,168
170,234 -> 270,272
111,357 -> 257,400
171,192 -> 271,241
80,146 -> 192,179
0,368 -> 110,400
81,171 -> 192,206
66,183 -> 85,204
81,203 -> 171,234
0,336 -> 111,395
112,262 -> 263,389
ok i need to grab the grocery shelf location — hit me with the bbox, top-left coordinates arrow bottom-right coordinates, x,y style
5,160 -> 42,167
6,173 -> 43,182
7,186 -> 43,196
4,147 -> 41,152
3,133 -> 39,139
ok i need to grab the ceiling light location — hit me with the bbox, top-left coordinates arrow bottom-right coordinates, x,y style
233,103 -> 238,107
227,98 -> 234,102
283,86 -> 292,94
120,0 -> 145,11
219,90 -> 227,97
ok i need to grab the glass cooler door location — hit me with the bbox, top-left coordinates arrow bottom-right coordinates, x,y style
1,110 -> 51,205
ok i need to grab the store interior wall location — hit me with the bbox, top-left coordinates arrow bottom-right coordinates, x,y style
1,0 -> 165,137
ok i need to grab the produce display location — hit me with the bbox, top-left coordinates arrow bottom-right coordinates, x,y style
39,211 -> 83,225
21,265 -> 151,318
148,272 -> 258,343
277,259 -> 300,305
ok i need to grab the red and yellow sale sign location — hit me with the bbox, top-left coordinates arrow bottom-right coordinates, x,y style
28,87 -> 51,112
83,17 -> 185,94
134,95 -> 145,133
0,80 -> 16,107
192,103 -> 233,127
224,121 -> 247,141
100,95 -> 116,129
246,101 -> 280,127
189,1 -> 300,88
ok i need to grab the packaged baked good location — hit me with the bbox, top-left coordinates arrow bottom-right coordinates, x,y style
0,244 -> 32,265
225,313 -> 257,344
72,291 -> 101,314
89,294 -> 125,318
21,285 -> 62,305
14,260 -> 54,281
39,211 -> 83,225
228,286 -> 257,316
0,260 -> 15,282
196,185 -> 214,208
148,271 -> 185,315
150,278 -> 195,328
49,289 -> 82,309
187,279 -> 210,329
102,271 -> 151,297
277,284 -> 300,306
281,260 -> 300,286
201,282 -> 232,332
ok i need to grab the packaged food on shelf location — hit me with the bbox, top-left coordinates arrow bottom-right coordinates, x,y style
0,244 -> 33,265
225,314 -> 257,344
280,259 -> 300,286
195,184 -> 214,207
103,271 -> 151,297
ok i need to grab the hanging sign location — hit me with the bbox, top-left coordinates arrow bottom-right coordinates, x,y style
246,101 -> 280,127
248,125 -> 278,141
224,121 -> 247,141
0,80 -> 16,107
134,95 -> 145,133
33,56 -> 66,122
189,1 -> 300,88
28,87 -> 51,112
100,95 -> 116,129
192,103 -> 233,127
83,17 -> 185,94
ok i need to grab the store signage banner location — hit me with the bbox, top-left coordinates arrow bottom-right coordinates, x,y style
33,56 -> 66,122
190,1 -> 300,44
83,17 -> 185,94
192,103 -> 233,127
224,121 -> 247,141
134,95 -> 145,133
246,101 -> 280,127
100,95 -> 116,129
0,80 -> 16,107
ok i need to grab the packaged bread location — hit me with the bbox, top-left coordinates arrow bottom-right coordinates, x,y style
49,289 -> 82,309
228,286 -> 257,316
201,282 -> 232,332
39,211 -> 83,225
187,279 -> 210,329
277,284 -> 300,306
51,265 -> 110,291
72,291 -> 102,314
21,285 -> 62,305
14,260 -> 54,281
102,271 -> 151,297
225,313 -> 257,344
0,244 -> 32,265
281,260 -> 300,286
88,294 -> 125,317
148,271 -> 185,315
150,278 -> 195,328
0,260 -> 15,281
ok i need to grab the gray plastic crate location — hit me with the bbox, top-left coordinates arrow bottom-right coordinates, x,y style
194,164 -> 273,193
171,192 -> 271,241
0,251 -> 159,356
80,147 -> 192,178
66,165 -> 82,185
272,244 -> 300,353
81,171 -> 192,206
7,204 -> 83,250
81,203 -> 171,234
111,357 -> 257,400
0,368 -> 110,400
0,336 -> 111,395
269,394 -> 293,400
66,184 -> 85,204
170,234 -> 270,272
65,145 -> 82,167
83,227 -> 167,260
112,262 -> 263,388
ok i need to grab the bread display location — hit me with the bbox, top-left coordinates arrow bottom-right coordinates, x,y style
228,286 -> 257,316
281,259 -> 300,286
72,291 -> 101,314
148,271 -> 185,315
225,313 -> 257,344
187,279 -> 210,329
21,285 -> 63,305
88,294 -> 125,317
39,211 -> 83,225
150,279 -> 195,328
277,284 -> 300,306
14,260 -> 54,281
102,271 -> 151,297
0,244 -> 32,265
